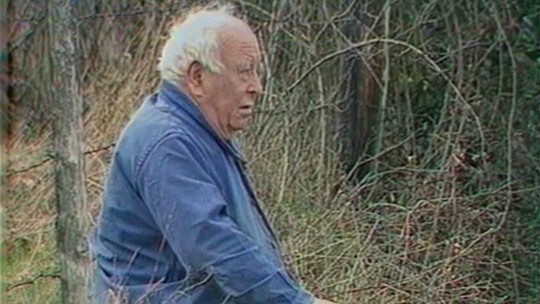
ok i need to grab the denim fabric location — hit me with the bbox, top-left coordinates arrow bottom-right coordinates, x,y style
88,80 -> 314,304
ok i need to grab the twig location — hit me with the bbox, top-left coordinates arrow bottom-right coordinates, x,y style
330,134 -> 413,197
374,0 -> 391,173
349,134 -> 413,181
285,37 -> 486,156
6,272 -> 61,292
487,1 -> 520,298
76,6 -> 187,21
11,6 -> 186,23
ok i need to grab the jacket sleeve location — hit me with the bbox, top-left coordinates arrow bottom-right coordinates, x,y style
136,133 -> 314,304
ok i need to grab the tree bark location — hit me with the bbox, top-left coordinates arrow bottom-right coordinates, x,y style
48,0 -> 91,303
339,12 -> 382,183
0,0 -> 12,150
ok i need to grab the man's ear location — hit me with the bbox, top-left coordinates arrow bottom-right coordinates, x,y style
185,61 -> 205,97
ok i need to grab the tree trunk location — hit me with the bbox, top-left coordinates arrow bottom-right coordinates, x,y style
338,8 -> 382,183
0,0 -> 13,151
48,0 -> 91,303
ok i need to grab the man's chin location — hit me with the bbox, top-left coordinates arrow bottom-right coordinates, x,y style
230,124 -> 249,135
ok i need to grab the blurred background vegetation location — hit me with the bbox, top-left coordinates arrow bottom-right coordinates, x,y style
1,0 -> 539,303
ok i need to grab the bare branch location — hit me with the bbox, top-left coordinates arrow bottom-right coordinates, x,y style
285,37 -> 486,155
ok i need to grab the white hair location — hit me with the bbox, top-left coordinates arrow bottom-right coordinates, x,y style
157,4 -> 243,84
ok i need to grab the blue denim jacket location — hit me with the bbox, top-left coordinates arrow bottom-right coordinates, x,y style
88,80 -> 314,303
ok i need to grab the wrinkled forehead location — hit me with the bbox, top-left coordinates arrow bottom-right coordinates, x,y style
217,25 -> 262,65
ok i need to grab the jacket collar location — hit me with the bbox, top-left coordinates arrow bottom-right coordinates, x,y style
157,80 -> 247,164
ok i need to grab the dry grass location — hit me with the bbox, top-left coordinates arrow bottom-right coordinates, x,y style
2,0 -> 539,303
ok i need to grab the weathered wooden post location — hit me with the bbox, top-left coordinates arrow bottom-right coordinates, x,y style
338,19 -> 381,183
0,0 -> 7,250
0,0 -> 13,151
48,0 -> 91,302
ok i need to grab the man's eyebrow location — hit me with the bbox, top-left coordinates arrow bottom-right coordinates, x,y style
237,60 -> 257,68
236,57 -> 263,72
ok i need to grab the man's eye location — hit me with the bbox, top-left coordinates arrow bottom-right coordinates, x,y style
238,66 -> 254,73
237,63 -> 263,75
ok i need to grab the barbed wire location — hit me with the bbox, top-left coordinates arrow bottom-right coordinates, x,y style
4,102 -> 341,178
5,142 -> 116,178
6,272 -> 60,292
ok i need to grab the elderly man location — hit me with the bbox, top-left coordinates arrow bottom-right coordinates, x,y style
89,4 -> 336,304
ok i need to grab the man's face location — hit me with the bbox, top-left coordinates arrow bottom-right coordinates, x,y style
201,26 -> 263,139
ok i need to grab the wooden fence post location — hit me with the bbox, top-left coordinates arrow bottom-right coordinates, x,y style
339,21 -> 381,183
48,0 -> 91,302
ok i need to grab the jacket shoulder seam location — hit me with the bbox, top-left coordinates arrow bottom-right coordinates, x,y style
134,131 -> 187,178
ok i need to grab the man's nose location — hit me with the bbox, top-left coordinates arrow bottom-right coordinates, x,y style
248,73 -> 263,95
